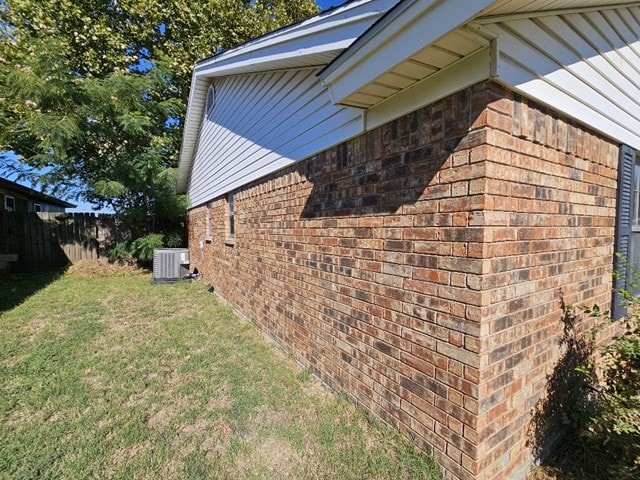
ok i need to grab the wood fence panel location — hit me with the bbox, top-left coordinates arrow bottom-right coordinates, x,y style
0,212 -> 120,272
42,213 -> 53,266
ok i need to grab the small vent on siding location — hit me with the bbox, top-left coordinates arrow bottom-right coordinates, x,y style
153,248 -> 190,284
205,84 -> 216,116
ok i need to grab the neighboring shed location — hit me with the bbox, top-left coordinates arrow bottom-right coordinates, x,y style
0,177 -> 76,271
0,177 -> 76,213
178,1 -> 640,479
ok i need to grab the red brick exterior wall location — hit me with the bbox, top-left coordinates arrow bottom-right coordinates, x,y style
187,82 -> 621,480
474,86 -> 620,479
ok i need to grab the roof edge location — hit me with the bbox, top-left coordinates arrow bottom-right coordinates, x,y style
0,177 -> 76,208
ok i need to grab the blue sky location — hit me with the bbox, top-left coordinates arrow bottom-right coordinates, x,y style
317,0 -> 348,11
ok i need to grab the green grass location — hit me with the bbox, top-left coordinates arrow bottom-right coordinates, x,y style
0,268 -> 442,480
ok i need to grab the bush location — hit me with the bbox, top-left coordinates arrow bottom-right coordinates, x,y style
131,234 -> 165,264
164,231 -> 184,248
572,302 -> 640,478
105,241 -> 135,265
105,232 -> 184,266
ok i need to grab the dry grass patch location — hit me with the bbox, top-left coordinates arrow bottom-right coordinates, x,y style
239,435 -> 303,479
66,259 -> 148,277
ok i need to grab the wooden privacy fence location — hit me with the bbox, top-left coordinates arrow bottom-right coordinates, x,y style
0,212 -> 125,272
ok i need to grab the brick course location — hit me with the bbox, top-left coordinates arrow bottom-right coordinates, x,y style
187,82 -> 621,480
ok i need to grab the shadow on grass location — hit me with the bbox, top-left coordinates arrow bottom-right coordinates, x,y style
0,268 -> 66,313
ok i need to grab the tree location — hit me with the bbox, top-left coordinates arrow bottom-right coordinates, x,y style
0,0 -> 318,236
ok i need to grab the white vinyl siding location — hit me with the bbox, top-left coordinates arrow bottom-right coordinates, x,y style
177,0 -> 397,194
485,6 -> 640,150
187,68 -> 363,207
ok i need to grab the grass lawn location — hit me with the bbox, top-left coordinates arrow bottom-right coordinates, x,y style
0,265 -> 442,480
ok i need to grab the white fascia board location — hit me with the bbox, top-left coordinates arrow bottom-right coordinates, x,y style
366,47 -> 493,130
475,2 -> 640,24
195,1 -> 398,77
177,74 -> 208,194
195,46 -> 347,79
478,0 -> 640,19
320,0 -> 496,104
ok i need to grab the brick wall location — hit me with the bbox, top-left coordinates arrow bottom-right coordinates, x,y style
187,82 -> 621,480
473,85 -> 620,480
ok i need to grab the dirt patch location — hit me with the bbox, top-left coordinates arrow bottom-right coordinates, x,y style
239,435 -> 303,478
66,259 -> 148,278
201,422 -> 232,459
102,442 -> 151,477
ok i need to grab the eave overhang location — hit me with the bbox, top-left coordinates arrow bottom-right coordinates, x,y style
318,0 -> 640,110
318,0 -> 496,108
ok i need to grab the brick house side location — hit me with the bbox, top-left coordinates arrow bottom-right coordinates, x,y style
472,85 -> 619,479
187,81 -> 621,480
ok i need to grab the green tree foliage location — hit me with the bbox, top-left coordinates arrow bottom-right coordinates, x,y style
0,0 -> 318,235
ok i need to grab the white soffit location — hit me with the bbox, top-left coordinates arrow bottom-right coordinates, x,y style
365,47 -> 493,130
319,0 -> 496,107
320,0 -> 640,109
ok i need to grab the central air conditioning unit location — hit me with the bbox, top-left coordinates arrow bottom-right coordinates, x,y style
152,248 -> 190,284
